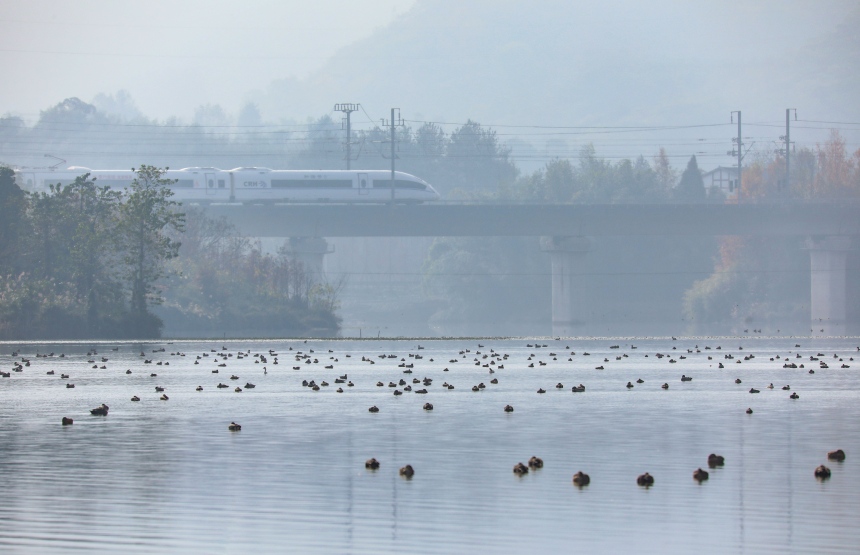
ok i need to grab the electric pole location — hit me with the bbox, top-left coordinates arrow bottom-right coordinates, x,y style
334,103 -> 359,170
782,109 -> 797,191
381,108 -> 404,203
730,111 -> 742,201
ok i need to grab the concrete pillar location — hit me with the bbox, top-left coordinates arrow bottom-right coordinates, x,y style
807,236 -> 851,335
540,236 -> 591,336
283,237 -> 334,282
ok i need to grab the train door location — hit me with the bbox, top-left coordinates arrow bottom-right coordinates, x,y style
205,172 -> 216,195
358,173 -> 369,195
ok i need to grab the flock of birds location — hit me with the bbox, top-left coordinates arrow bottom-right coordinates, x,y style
4,339 -> 857,487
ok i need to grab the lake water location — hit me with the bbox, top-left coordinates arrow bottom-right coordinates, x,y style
1,336 -> 858,554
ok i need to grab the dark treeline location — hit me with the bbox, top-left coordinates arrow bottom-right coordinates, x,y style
0,165 -> 340,339
3,97 -> 859,335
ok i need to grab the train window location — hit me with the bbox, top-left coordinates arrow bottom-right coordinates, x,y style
173,180 -> 195,188
360,179 -> 367,188
372,179 -> 426,190
218,179 -> 226,188
271,179 -> 353,188
208,179 -> 214,188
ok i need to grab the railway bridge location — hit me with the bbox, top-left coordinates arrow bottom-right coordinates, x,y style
206,202 -> 860,335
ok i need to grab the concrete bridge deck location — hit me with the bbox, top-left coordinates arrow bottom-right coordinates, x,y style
206,202 -> 860,238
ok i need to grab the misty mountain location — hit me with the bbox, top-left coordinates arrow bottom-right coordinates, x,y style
252,0 -> 860,128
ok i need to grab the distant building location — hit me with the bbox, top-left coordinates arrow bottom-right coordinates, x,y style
703,166 -> 739,202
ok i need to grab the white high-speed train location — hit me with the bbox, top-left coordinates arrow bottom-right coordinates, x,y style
13,167 -> 440,203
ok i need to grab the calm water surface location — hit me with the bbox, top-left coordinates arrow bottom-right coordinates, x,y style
1,336 -> 859,554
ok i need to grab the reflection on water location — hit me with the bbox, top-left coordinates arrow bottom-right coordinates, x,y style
1,337 -> 858,553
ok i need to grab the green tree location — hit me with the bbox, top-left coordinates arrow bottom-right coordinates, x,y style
66,174 -> 124,333
0,166 -> 28,276
674,155 -> 706,202
120,165 -> 185,336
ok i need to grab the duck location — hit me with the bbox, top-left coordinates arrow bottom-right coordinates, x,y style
572,471 -> 590,486
228,422 -> 241,431
90,404 -> 109,416
235,387 -> 242,393
790,392 -> 800,399
66,383 -> 75,389
399,464 -> 414,478
504,405 -> 514,412
708,454 -> 725,467
160,394 -> 169,400
423,402 -> 434,411
681,375 -> 692,381
196,386 -> 203,391
572,384 -> 586,392
636,378 -> 644,384
555,383 -> 564,389
636,472 -> 654,486
244,383 -> 256,389
131,396 -> 140,402
827,449 -> 846,462
528,456 -> 544,469
155,386 -> 164,392
749,388 -> 760,394
735,378 -> 742,384
767,383 -> 774,389
513,462 -> 529,475
746,407 -> 754,414
61,417 -> 73,425
693,468 -> 709,482
217,383 -> 228,388
626,382 -> 634,389
814,465 -> 831,479
536,388 -> 546,394
661,383 -> 669,389
368,406 -> 379,413
365,458 -> 380,470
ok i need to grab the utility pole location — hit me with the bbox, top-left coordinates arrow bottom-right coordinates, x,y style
381,108 -> 404,203
782,109 -> 797,191
729,111 -> 742,201
333,103 -> 359,170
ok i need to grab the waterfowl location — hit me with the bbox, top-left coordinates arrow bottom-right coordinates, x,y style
155,386 -> 164,392
681,375 -> 692,381
637,472 -> 654,486
393,390 -> 402,396
399,465 -> 414,478
228,422 -> 241,431
536,388 -> 546,394
61,417 -> 73,425
572,471 -> 590,486
626,382 -> 634,389
368,406 -> 379,413
790,392 -> 800,399
244,383 -> 256,389
423,403 -> 433,410
749,388 -> 760,394
513,462 -> 529,475
555,383 -> 564,389
661,383 -> 669,389
131,396 -> 140,402
746,407 -> 754,414
827,449 -> 846,462
160,394 -> 169,400
782,385 -> 790,390
217,383 -> 228,388
90,404 -> 109,416
636,378 -> 644,384
528,456 -> 544,469
767,383 -> 774,389
693,468 -> 709,482
708,454 -> 725,467
735,378 -> 742,384
47,370 -> 55,375
504,405 -> 514,412
126,369 -> 132,374
572,384 -> 586,392
365,458 -> 380,470
66,383 -> 75,388
814,465 -> 831,479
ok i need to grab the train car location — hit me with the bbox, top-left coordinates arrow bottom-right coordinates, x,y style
12,167 -> 440,203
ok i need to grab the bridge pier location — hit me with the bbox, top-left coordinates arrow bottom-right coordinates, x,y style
282,237 -> 334,282
541,236 -> 591,336
807,236 -> 852,335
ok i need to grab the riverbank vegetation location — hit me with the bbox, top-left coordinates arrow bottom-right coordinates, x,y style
0,165 -> 341,339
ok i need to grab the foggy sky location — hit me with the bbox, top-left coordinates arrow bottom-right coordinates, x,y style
1,0 -> 857,168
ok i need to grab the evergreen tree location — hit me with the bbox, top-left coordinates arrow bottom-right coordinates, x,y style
674,155 -> 706,203
0,166 -> 27,276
